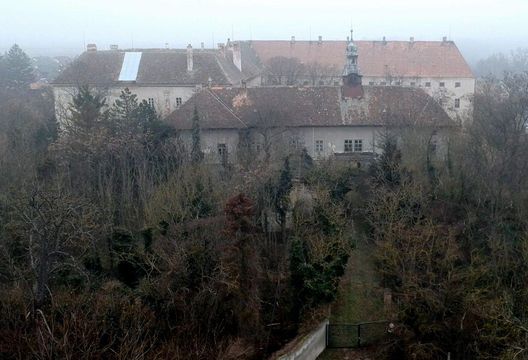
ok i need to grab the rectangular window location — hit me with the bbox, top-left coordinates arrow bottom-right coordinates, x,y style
439,82 -> 445,87
410,82 -> 416,86
344,139 -> 353,153
315,140 -> 324,153
148,98 -> 155,108
368,81 -> 374,86
425,82 -> 431,87
380,81 -> 387,86
217,143 -> 227,164
455,82 -> 461,88
455,98 -> 460,108
354,139 -> 363,152
395,81 -> 401,86
176,97 -> 182,107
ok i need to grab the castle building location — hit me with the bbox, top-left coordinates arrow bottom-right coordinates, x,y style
166,33 -> 454,166
223,34 -> 475,122
51,44 -> 247,122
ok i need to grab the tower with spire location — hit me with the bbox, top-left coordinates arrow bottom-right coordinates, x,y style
343,29 -> 362,87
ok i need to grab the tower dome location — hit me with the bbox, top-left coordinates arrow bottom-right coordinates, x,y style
344,29 -> 359,76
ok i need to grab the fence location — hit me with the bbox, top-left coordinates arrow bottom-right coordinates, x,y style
326,321 -> 389,348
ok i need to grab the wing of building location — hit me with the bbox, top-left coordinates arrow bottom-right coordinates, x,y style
166,84 -> 453,165
52,44 -> 248,121
221,37 -> 475,121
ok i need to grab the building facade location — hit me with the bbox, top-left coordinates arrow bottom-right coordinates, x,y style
52,44 -> 248,122
222,34 -> 475,123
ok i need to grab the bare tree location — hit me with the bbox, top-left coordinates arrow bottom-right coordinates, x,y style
264,56 -> 305,85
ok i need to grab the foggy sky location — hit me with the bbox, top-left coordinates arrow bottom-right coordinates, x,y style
1,0 -> 527,63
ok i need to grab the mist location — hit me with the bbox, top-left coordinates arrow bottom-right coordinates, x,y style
1,0 -> 527,64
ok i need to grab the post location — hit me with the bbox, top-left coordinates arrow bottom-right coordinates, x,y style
357,324 -> 361,347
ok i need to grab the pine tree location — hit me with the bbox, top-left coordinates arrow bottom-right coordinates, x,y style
66,86 -> 108,135
371,134 -> 402,187
275,157 -> 293,233
191,106 -> 203,164
4,44 -> 34,90
111,87 -> 138,120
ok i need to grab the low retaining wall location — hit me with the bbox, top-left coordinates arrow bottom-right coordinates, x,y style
277,319 -> 329,360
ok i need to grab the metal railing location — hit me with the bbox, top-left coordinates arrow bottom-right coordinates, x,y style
326,320 -> 389,348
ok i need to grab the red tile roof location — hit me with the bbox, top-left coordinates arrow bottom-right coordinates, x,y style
166,86 -> 453,130
248,40 -> 474,79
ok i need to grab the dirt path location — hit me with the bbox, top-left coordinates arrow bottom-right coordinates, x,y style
318,241 -> 386,360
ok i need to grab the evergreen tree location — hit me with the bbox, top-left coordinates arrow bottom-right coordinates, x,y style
0,55 -> 7,88
370,134 -> 402,187
191,106 -> 203,164
4,44 -> 34,90
111,87 -> 138,120
66,86 -> 108,135
275,157 -> 293,233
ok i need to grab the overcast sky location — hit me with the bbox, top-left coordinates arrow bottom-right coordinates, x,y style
1,0 -> 527,63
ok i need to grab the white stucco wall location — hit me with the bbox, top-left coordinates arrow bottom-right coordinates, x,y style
53,85 -> 198,123
276,320 -> 329,360
292,126 -> 380,158
178,126 -> 383,164
362,76 -> 475,123
178,128 -> 241,164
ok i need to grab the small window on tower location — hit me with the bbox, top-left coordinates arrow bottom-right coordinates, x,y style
176,97 -> 182,107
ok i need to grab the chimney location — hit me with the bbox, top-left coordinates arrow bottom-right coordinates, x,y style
409,36 -> 414,43
187,44 -> 193,72
442,36 -> 448,42
110,44 -> 118,50
382,36 -> 387,45
86,43 -> 97,52
232,42 -> 242,71
318,35 -> 323,44
290,36 -> 296,44
165,42 -> 169,49
201,42 -> 205,51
